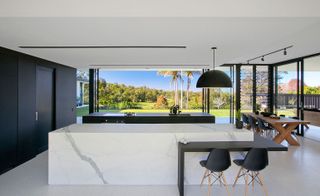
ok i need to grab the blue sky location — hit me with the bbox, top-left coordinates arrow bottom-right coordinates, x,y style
99,71 -> 202,92
279,71 -> 319,87
98,70 -> 319,92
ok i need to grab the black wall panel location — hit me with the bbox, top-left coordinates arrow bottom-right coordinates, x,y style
0,47 -> 76,174
0,52 -> 18,173
56,66 -> 76,128
17,56 -> 37,163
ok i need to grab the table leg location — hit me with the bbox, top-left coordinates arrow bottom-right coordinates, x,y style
178,144 -> 185,196
273,123 -> 300,146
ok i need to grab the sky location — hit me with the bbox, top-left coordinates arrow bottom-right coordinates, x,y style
99,70 -> 202,92
98,70 -> 319,93
279,71 -> 320,87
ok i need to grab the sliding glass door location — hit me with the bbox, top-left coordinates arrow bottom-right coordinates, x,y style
275,62 -> 299,118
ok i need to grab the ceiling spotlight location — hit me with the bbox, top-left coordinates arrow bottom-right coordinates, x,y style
284,48 -> 287,55
261,56 -> 265,61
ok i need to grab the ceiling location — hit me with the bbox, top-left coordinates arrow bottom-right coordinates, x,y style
1,0 -> 320,17
1,1 -> 320,70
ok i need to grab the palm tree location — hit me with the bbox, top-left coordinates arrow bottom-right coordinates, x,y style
183,71 -> 200,109
158,71 -> 182,105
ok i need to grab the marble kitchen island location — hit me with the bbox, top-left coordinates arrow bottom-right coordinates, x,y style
49,124 -> 253,185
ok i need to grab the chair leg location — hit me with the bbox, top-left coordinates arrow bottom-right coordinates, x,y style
201,169 -> 208,186
233,167 -> 243,187
251,171 -> 254,191
257,173 -> 268,196
222,172 -> 230,196
208,174 -> 212,196
245,172 -> 249,196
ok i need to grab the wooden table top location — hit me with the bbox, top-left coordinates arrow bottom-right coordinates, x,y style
245,113 -> 310,125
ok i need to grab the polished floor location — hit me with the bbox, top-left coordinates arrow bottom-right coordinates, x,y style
1,134 -> 320,196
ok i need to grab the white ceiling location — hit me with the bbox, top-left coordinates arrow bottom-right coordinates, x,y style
1,0 -> 320,17
1,17 -> 320,69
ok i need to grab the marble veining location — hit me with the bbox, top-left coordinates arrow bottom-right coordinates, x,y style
49,124 -> 253,185
63,127 -> 108,184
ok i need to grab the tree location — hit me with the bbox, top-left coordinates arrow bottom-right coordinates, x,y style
154,95 -> 169,109
213,96 -> 226,109
183,71 -> 201,109
157,71 -> 183,106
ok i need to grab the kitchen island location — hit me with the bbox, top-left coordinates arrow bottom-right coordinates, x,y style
49,123 -> 252,185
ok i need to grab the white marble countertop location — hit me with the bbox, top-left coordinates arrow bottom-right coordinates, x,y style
53,123 -> 249,134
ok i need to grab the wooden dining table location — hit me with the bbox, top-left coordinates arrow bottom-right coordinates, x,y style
245,113 -> 310,146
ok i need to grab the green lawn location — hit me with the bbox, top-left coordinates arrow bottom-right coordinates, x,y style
77,105 -> 231,117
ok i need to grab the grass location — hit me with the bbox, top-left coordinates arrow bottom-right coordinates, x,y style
77,105 -> 231,117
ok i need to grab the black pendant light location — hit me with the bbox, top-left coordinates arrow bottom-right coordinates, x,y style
196,47 -> 232,88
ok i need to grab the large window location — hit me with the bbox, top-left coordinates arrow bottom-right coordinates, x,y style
240,66 -> 253,111
304,56 -> 320,109
76,70 -> 89,117
209,67 -> 233,123
276,62 -> 298,117
256,66 -> 269,112
97,70 -> 202,113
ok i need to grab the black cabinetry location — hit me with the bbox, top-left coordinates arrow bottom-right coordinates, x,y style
0,53 -> 18,173
0,47 -> 76,174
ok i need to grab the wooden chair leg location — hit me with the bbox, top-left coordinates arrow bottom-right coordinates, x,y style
251,171 -> 254,191
245,172 -> 249,196
233,167 -> 242,187
201,169 -> 208,186
222,172 -> 230,196
257,173 -> 268,196
208,174 -> 212,196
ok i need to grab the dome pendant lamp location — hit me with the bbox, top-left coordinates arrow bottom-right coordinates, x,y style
196,47 -> 232,88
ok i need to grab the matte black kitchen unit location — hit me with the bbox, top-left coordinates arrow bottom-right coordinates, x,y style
0,47 -> 76,174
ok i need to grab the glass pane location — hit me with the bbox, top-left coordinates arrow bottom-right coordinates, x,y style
98,70 -> 202,113
210,67 -> 233,124
304,56 -> 320,128
276,62 -> 298,117
240,66 -> 253,112
256,66 -> 269,112
76,70 -> 89,117
304,56 -> 320,109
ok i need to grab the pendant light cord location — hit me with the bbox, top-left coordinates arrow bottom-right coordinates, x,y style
211,47 -> 217,70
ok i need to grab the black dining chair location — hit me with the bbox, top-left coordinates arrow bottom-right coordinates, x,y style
242,114 -> 250,129
257,118 -> 274,138
200,149 -> 231,196
248,115 -> 257,132
232,148 -> 269,196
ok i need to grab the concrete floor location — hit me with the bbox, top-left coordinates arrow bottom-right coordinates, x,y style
1,134 -> 320,196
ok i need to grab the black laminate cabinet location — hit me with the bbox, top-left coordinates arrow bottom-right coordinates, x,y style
0,53 -> 18,173
55,66 -> 76,128
17,56 -> 36,163
0,47 -> 76,174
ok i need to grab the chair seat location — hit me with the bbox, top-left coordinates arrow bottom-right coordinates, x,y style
200,160 -> 207,167
233,159 -> 244,166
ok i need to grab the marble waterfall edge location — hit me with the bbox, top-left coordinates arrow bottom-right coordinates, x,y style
48,124 -> 253,185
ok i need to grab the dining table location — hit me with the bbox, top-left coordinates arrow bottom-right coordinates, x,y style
245,113 -> 310,146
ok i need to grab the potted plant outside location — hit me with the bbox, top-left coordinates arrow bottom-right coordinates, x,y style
235,109 -> 243,129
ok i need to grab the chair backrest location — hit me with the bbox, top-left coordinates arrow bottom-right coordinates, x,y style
205,149 -> 231,172
243,148 -> 269,171
257,118 -> 267,130
242,114 -> 249,124
248,116 -> 256,130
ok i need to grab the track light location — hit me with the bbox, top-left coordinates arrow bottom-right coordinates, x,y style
245,45 -> 293,63
284,49 -> 287,55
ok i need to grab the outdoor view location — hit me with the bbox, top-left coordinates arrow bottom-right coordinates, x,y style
240,65 -> 269,114
276,56 -> 320,117
76,70 -> 232,122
